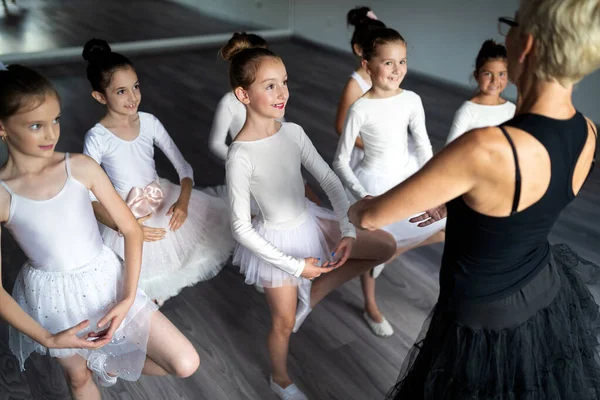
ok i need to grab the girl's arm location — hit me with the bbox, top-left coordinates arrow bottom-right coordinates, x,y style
446,104 -> 472,146
151,115 -> 194,230
83,132 -> 118,229
209,94 -> 237,163
335,79 -> 365,149
294,125 -> 356,239
73,154 -> 143,337
408,95 -> 434,167
76,154 -> 142,301
333,108 -> 370,199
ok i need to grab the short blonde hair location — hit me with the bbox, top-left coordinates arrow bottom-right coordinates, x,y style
518,0 -> 600,85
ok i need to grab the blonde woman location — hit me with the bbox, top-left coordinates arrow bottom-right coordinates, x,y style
350,0 -> 600,398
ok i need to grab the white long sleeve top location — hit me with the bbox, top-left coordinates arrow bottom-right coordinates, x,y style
333,90 -> 433,199
446,100 -> 516,145
226,122 -> 356,276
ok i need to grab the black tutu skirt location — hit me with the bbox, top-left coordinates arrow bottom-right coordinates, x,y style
387,244 -> 600,400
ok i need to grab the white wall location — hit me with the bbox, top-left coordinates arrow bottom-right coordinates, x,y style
292,0 -> 600,123
172,0 -> 291,29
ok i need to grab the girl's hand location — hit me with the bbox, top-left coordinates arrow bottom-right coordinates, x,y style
166,200 -> 188,231
330,236 -> 355,268
301,257 -> 336,280
137,214 -> 166,241
91,299 -> 134,343
46,320 -> 111,349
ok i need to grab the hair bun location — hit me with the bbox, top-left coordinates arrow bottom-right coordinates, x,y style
220,32 -> 261,62
347,6 -> 372,26
82,38 -> 111,62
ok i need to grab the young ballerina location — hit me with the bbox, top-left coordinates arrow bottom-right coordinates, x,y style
209,32 -> 321,206
0,63 -> 199,399
445,40 -> 516,145
335,6 -> 420,173
350,2 -> 600,397
222,37 -> 396,399
334,6 -> 384,168
81,39 -> 235,306
333,28 -> 446,337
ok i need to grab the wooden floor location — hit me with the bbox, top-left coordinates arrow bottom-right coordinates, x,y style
0,0 -> 258,55
0,38 -> 599,400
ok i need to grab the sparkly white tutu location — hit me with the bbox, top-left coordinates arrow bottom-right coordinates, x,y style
350,157 -> 445,248
233,200 -> 341,288
9,246 -> 158,380
100,177 -> 235,302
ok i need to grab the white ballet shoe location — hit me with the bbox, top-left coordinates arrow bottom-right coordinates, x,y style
254,284 -> 265,294
293,283 -> 312,333
87,353 -> 118,387
363,312 -> 394,337
371,264 -> 386,279
269,376 -> 309,400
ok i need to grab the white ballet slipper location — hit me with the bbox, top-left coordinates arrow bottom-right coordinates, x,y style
269,376 -> 309,400
87,352 -> 118,387
292,283 -> 312,333
363,311 -> 394,337
371,264 -> 386,279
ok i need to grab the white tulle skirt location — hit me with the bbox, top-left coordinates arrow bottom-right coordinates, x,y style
233,201 -> 341,288
100,178 -> 235,302
9,246 -> 158,380
350,159 -> 445,248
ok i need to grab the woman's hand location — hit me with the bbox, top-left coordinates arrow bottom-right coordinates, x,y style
166,199 -> 189,231
409,205 -> 447,227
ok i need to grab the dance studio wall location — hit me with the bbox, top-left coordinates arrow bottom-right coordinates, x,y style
290,0 -> 600,123
171,0 -> 291,29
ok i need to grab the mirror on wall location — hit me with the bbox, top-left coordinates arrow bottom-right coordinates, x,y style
0,0 -> 292,57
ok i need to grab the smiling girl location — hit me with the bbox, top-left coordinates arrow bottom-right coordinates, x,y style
333,28 -> 446,337
222,35 -> 396,399
81,39 -> 234,306
446,40 -> 516,145
0,63 -> 198,399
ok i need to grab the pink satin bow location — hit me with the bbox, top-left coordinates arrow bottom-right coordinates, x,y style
125,181 -> 164,219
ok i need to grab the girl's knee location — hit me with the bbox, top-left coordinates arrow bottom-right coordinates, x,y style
65,367 -> 93,390
173,349 -> 200,378
271,314 -> 295,336
377,231 -> 397,261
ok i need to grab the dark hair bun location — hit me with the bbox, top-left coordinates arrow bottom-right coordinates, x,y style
475,39 -> 507,73
82,38 -> 111,62
347,6 -> 372,26
220,32 -> 268,62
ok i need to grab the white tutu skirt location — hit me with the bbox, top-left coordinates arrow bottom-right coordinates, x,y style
233,201 -> 341,288
101,178 -> 235,301
350,162 -> 445,248
9,246 -> 158,380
